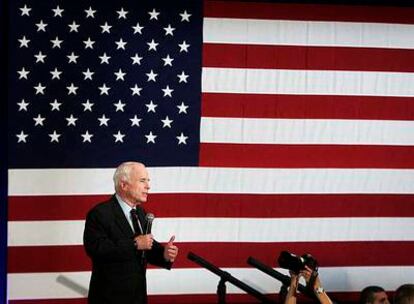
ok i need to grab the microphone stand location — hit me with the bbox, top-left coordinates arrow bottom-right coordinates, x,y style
188,252 -> 273,304
247,256 -> 318,301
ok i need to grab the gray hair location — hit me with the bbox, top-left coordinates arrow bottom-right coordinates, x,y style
113,162 -> 141,192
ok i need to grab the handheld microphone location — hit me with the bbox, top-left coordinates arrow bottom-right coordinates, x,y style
145,213 -> 154,234
142,213 -> 155,264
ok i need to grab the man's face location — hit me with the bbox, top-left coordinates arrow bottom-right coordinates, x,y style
122,164 -> 150,205
372,292 -> 390,304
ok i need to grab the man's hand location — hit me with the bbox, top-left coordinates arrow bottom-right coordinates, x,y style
134,234 -> 153,250
163,235 -> 178,262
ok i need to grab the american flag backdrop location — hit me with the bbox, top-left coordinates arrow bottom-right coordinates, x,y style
6,0 -> 414,303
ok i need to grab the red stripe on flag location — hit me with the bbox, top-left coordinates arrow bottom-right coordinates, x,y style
8,195 -> 107,221
204,1 -> 414,24
8,241 -> 414,273
203,44 -> 414,72
7,293 -> 369,304
8,194 -> 414,221
7,293 -> 374,304
201,93 -> 414,120
199,143 -> 414,169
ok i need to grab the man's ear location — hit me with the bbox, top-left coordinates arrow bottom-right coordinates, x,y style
120,180 -> 128,191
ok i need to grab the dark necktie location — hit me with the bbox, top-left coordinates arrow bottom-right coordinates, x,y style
130,209 -> 142,235
131,208 -> 148,266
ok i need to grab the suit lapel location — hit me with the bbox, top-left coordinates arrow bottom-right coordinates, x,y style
111,196 -> 134,238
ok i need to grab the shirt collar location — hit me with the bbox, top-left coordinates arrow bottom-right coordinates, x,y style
116,194 -> 135,213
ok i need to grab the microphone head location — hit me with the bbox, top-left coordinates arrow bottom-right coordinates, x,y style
146,213 -> 155,223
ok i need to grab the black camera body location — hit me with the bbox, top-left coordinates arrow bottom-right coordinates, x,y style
277,251 -> 318,274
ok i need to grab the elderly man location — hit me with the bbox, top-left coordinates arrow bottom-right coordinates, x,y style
84,162 -> 178,304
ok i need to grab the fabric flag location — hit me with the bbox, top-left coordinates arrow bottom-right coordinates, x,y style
7,0 -> 414,303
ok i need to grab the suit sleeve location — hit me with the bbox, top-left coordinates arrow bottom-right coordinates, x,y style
83,207 -> 136,263
147,240 -> 173,270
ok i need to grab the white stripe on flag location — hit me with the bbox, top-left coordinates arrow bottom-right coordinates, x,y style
9,168 -> 414,195
200,117 -> 414,145
204,18 -> 414,49
8,218 -> 414,246
202,67 -> 414,97
7,267 -> 414,299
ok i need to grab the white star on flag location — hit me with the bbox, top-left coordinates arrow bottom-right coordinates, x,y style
132,23 -> 144,34
98,114 -> 110,126
115,38 -> 127,50
114,69 -> 126,81
145,101 -> 157,113
81,131 -> 94,142
50,36 -> 63,48
114,100 -> 126,112
99,53 -> 111,64
52,6 -> 64,17
176,132 -> 188,144
177,102 -> 188,114
85,7 -> 96,18
100,22 -> 112,33
162,85 -> 173,97
131,54 -> 143,65
164,24 -> 175,36
148,9 -> 160,20
34,51 -> 47,63
68,21 -> 80,32
130,115 -> 142,127
117,8 -> 128,19
16,131 -> 28,143
146,70 -> 158,82
48,130 -> 61,143
145,131 -> 157,143
17,99 -> 29,111
50,68 -> 62,80
98,83 -> 110,95
19,5 -> 31,16
177,71 -> 189,83
18,67 -> 30,79
18,36 -> 30,48
50,99 -> 62,111
35,20 -> 48,32
66,83 -> 78,95
34,83 -> 46,95
162,54 -> 174,66
130,84 -> 142,96
33,114 -> 46,126
161,116 -> 173,128
113,131 -> 125,143
83,37 -> 95,49
147,39 -> 158,51
180,10 -> 191,22
65,115 -> 78,126
178,40 -> 190,52
82,100 -> 94,111
67,52 -> 79,63
82,68 -> 94,80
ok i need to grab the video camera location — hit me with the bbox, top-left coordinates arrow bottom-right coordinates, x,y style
277,251 -> 318,274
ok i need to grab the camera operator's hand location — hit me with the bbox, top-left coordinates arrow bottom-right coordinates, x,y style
284,271 -> 300,304
300,265 -> 320,288
300,266 -> 332,304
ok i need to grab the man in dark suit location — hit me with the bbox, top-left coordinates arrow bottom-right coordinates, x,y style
83,162 -> 179,304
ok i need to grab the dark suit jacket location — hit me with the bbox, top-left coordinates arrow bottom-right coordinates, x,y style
83,195 -> 172,304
